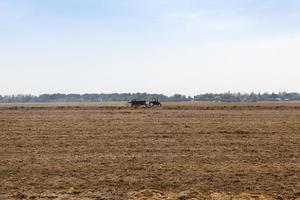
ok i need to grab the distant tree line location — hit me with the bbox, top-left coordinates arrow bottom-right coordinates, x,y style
0,92 -> 299,103
194,92 -> 300,102
0,93 -> 191,103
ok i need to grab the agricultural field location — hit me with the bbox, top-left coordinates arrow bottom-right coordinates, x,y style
0,102 -> 299,200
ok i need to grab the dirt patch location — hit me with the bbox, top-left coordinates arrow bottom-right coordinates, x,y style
0,103 -> 299,199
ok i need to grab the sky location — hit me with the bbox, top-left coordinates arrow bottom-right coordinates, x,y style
0,0 -> 300,96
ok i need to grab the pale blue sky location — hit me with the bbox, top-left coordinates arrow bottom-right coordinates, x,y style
1,0 -> 300,95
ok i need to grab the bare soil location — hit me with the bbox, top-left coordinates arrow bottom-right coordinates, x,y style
0,103 -> 299,199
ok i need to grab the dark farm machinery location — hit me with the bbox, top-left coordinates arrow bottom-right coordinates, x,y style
129,98 -> 161,108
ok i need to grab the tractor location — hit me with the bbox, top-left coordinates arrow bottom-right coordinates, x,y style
148,98 -> 161,107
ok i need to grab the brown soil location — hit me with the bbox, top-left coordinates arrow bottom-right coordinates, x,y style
0,103 -> 299,199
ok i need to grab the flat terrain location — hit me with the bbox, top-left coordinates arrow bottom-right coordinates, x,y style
0,102 -> 299,199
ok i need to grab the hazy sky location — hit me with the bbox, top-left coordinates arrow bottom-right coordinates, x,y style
1,0 -> 299,95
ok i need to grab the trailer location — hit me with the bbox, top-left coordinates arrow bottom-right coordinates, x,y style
129,99 -> 147,107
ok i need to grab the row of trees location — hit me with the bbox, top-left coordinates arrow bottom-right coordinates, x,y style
0,93 -> 191,103
0,92 -> 299,103
194,92 -> 300,102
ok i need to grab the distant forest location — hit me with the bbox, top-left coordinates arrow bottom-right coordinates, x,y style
0,92 -> 300,103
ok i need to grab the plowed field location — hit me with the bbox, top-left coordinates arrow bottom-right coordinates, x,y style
0,103 -> 299,199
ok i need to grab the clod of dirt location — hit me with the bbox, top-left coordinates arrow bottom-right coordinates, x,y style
177,191 -> 204,200
209,192 -> 275,200
13,192 -> 27,199
209,192 -> 231,200
67,187 -> 81,195
128,189 -> 176,200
